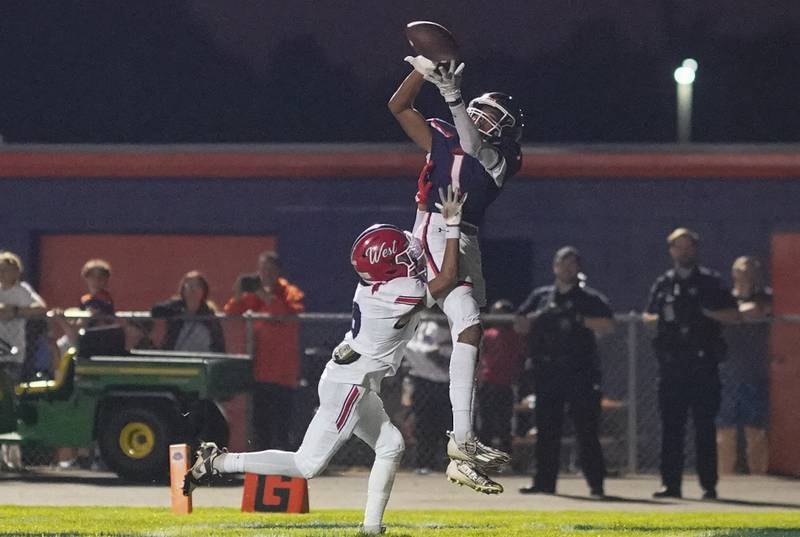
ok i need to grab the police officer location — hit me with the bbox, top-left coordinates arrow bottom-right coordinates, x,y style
516,246 -> 614,498
644,228 -> 739,500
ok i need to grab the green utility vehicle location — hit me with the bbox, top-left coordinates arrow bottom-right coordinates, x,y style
0,325 -> 251,481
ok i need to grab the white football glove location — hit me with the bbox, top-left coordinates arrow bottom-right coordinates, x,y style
435,185 -> 468,226
404,55 -> 437,78
424,60 -> 464,103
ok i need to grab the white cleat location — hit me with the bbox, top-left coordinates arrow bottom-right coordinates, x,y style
446,431 -> 511,470
446,460 -> 504,495
182,441 -> 225,496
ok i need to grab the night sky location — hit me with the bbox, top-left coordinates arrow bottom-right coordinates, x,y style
2,1 -> 799,143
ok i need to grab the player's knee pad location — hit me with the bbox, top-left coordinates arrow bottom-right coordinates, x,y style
374,424 -> 404,462
441,285 -> 481,342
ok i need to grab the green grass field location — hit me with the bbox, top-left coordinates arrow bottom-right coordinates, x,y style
1,507 -> 800,537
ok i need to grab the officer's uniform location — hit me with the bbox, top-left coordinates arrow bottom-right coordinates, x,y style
646,266 -> 737,495
517,283 -> 612,494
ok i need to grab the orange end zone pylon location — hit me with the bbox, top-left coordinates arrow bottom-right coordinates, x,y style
169,443 -> 192,514
241,474 -> 309,513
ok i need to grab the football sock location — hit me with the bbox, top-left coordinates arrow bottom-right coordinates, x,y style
215,452 -> 241,474
363,457 -> 398,528
217,450 -> 302,477
449,341 -> 478,444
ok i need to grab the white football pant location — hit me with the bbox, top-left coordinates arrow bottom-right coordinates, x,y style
236,378 -> 404,529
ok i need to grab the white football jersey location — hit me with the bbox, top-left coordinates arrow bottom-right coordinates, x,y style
322,276 -> 432,392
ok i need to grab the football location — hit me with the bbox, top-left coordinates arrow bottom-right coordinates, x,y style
405,21 -> 460,63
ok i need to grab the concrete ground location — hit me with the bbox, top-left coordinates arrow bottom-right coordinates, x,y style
1,470 -> 799,512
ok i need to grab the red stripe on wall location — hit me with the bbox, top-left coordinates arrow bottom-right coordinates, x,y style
3,148 -> 800,178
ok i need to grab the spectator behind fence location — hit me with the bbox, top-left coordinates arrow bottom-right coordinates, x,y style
0,251 -> 47,384
50,258 -> 115,470
477,299 -> 525,457
80,259 -> 114,319
516,247 -> 613,498
718,256 -> 772,475
225,250 -> 305,450
403,317 -> 452,474
151,271 -> 225,353
52,258 -> 115,350
644,228 -> 739,500
0,251 -> 46,471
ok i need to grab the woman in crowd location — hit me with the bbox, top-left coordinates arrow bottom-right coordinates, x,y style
151,271 -> 225,353
718,256 -> 772,475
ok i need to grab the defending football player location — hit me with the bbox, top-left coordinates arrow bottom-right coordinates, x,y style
183,187 -> 498,536
388,57 -> 523,482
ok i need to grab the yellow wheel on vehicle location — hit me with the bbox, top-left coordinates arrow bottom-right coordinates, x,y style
118,421 -> 156,459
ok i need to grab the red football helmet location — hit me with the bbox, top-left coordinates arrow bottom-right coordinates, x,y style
351,224 -> 425,283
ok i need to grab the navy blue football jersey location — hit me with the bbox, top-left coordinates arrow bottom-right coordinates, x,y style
422,118 -> 522,227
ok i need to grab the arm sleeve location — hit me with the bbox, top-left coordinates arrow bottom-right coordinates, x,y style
282,282 -> 306,313
449,101 -> 503,175
209,319 -> 226,353
151,299 -> 181,318
20,282 -> 46,308
585,292 -> 613,318
701,277 -> 738,311
491,138 -> 522,186
645,281 -> 661,314
223,294 -> 264,315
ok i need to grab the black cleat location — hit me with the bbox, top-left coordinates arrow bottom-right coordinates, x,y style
652,486 -> 682,499
182,442 -> 225,497
590,487 -> 606,499
519,484 -> 555,495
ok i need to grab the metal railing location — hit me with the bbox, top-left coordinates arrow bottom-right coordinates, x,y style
0,310 -> 779,477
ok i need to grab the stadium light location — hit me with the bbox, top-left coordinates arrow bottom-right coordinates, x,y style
674,59 -> 697,143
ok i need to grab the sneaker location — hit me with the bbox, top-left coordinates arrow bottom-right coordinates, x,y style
702,489 -> 717,500
182,442 -> 226,496
446,460 -> 503,495
446,431 -> 511,470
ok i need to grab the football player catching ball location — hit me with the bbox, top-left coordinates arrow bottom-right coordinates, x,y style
389,56 -> 523,492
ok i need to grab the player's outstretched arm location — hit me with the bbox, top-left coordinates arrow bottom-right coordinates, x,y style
388,61 -> 432,152
426,61 -> 503,176
428,186 -> 467,299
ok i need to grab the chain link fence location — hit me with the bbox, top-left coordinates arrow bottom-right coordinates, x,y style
0,311 -> 778,478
